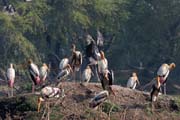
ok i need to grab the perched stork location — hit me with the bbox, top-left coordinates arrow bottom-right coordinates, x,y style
150,77 -> 161,102
70,44 -> 82,71
57,64 -> 72,81
28,59 -> 40,93
157,63 -> 175,95
59,58 -> 69,70
39,63 -> 49,84
82,65 -> 93,85
127,72 -> 140,89
37,86 -> 65,119
89,90 -> 109,109
97,51 -> 108,74
7,63 -> 15,97
70,44 -> 82,81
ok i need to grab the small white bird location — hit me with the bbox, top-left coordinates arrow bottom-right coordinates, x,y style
82,65 -> 92,84
28,59 -> 40,93
157,63 -> 175,94
39,63 -> 48,83
89,90 -> 109,109
127,72 -> 140,89
7,63 -> 15,97
150,77 -> 161,102
59,58 -> 69,70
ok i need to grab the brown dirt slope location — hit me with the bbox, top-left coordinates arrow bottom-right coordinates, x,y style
0,82 -> 180,120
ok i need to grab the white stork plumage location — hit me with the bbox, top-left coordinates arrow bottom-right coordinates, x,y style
59,58 -> 69,70
150,77 -> 161,102
157,63 -> 175,95
127,72 -> 140,89
39,63 -> 48,84
89,90 -> 109,109
7,63 -> 15,97
82,65 -> 92,84
57,64 -> 72,81
28,59 -> 40,93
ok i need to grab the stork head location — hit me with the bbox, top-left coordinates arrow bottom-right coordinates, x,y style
71,44 -> 76,52
100,51 -> 105,60
28,59 -> 33,64
132,72 -> 137,77
169,63 -> 176,70
43,63 -> 49,70
10,63 -> 13,68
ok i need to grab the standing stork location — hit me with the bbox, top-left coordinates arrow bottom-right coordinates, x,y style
82,65 -> 93,85
157,63 -> 175,95
59,57 -> 69,70
70,44 -> 82,81
150,77 -> 161,102
7,63 -> 15,97
37,86 -> 65,120
89,90 -> 109,109
57,64 -> 73,82
39,63 -> 49,84
127,72 -> 140,89
28,59 -> 40,93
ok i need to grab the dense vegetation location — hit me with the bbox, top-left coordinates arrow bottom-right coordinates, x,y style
0,0 -> 180,93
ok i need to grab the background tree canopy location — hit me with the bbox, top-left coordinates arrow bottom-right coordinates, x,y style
0,0 -> 180,93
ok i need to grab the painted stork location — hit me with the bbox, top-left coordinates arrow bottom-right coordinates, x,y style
150,77 -> 161,102
57,64 -> 72,81
97,51 -> 108,74
39,63 -> 49,84
70,44 -> 82,81
7,63 -> 15,97
127,72 -> 140,89
59,57 -> 69,70
28,59 -> 40,93
82,65 -> 93,85
157,63 -> 175,95
89,90 -> 109,109
37,86 -> 65,119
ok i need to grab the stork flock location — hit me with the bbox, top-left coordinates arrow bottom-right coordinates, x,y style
5,32 -> 176,115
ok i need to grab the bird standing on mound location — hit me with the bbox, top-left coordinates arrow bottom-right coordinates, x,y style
127,72 -> 140,89
28,59 -> 40,93
39,63 -> 49,84
82,65 -> 93,85
7,63 -> 15,97
57,64 -> 73,82
59,57 -> 69,70
157,63 -> 175,95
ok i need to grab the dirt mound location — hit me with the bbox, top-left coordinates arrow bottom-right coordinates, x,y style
0,82 -> 179,120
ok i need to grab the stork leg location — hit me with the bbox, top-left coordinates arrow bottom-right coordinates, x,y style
11,87 -> 13,97
32,82 -> 35,93
164,83 -> 166,95
47,101 -> 50,120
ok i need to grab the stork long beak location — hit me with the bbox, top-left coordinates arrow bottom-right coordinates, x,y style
37,97 -> 44,112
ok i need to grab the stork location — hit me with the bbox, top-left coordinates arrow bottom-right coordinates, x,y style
7,63 -> 15,97
157,63 -> 175,95
97,51 -> 108,74
39,63 -> 49,84
59,57 -> 69,70
127,72 -> 140,89
37,86 -> 65,119
70,44 -> 82,81
82,65 -> 93,85
150,77 -> 161,102
89,90 -> 109,109
28,59 -> 40,93
57,64 -> 73,82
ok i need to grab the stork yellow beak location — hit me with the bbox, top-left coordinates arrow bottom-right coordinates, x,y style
37,97 -> 44,112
